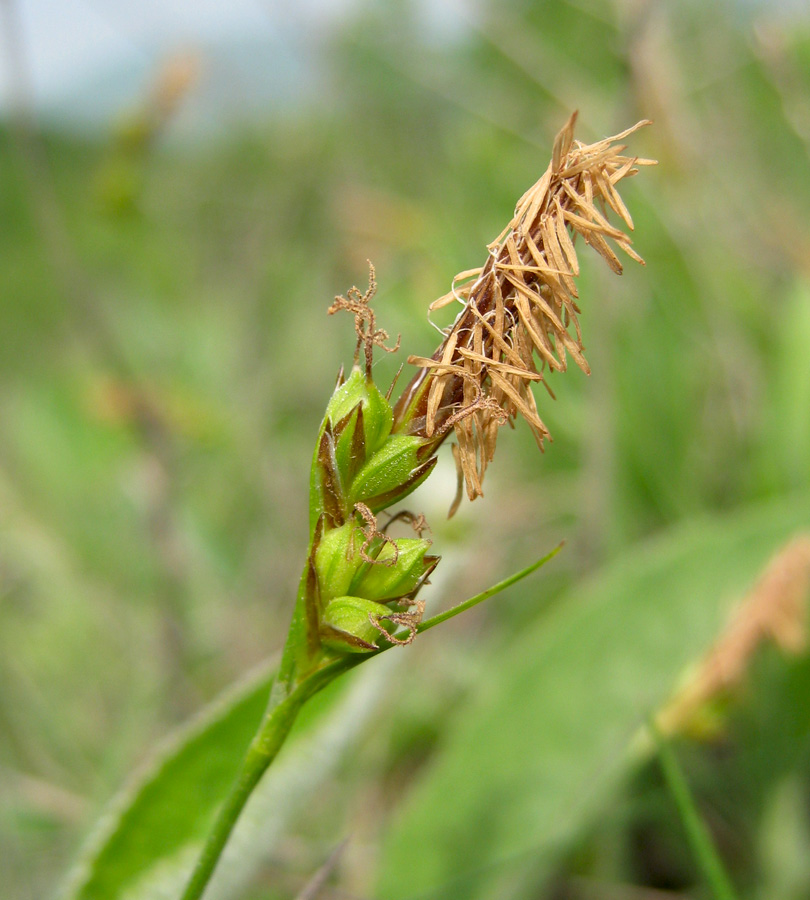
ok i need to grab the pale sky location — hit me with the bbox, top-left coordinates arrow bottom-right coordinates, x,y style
2,0 -> 803,122
0,0 -> 472,118
0,0 -> 365,115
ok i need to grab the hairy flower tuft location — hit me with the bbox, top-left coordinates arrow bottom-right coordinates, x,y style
328,262 -> 401,377
393,112 -> 656,502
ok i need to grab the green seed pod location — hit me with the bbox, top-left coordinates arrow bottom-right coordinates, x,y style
351,538 -> 435,602
325,367 -> 393,455
348,434 -> 436,512
310,367 -> 398,529
314,521 -> 363,601
320,595 -> 391,653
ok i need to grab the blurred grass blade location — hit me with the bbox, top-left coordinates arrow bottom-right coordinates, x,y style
377,498 -> 810,900
650,721 -> 738,900
293,839 -> 348,900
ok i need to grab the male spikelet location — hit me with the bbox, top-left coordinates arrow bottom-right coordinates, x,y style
392,112 -> 656,506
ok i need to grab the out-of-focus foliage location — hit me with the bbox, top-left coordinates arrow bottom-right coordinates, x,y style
1,1 -> 809,898
378,501 -> 810,900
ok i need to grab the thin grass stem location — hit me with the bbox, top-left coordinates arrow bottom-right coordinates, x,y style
650,721 -> 739,900
417,544 -> 563,634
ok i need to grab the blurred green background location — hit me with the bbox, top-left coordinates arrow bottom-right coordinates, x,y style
2,1 -> 810,898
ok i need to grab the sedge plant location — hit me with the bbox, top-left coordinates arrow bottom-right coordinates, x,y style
180,112 -> 655,900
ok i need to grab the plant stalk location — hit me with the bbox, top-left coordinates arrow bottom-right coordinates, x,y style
178,658 -> 354,900
179,548 -> 556,900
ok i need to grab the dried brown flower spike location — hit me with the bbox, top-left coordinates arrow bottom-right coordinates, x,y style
393,112 -> 656,502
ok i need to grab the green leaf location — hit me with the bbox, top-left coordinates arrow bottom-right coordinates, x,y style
58,662 -> 276,900
377,499 -> 810,899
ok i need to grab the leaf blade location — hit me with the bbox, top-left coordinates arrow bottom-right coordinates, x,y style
378,499 -> 810,899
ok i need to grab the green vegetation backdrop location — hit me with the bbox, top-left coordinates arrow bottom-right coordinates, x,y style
2,1 -> 810,898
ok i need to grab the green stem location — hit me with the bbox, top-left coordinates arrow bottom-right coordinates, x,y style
650,721 -> 739,900
179,659 -> 352,900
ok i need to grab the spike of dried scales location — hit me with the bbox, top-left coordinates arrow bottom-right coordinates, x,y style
400,112 -> 656,501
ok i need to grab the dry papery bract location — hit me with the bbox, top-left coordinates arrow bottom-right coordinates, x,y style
408,112 -> 656,502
